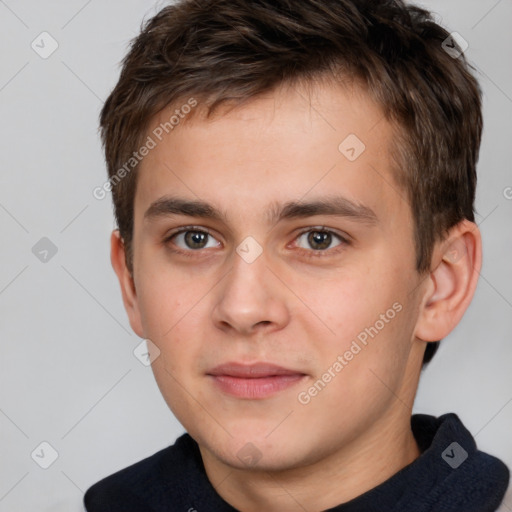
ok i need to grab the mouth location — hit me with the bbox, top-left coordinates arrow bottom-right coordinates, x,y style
206,362 -> 307,399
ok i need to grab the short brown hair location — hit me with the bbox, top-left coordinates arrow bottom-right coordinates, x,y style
100,0 -> 483,365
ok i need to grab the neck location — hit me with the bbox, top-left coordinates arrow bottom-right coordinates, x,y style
200,408 -> 421,512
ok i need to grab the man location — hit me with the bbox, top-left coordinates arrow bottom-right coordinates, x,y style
85,0 -> 509,510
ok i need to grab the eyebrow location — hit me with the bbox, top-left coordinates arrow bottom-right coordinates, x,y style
144,195 -> 378,225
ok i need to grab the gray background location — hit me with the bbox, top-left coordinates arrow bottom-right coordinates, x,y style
0,1 -> 511,510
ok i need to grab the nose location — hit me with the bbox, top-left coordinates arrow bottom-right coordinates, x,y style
211,248 -> 290,336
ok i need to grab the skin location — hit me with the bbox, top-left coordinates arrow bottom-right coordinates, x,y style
111,79 -> 481,511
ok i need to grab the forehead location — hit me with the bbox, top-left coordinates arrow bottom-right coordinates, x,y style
134,80 -> 409,230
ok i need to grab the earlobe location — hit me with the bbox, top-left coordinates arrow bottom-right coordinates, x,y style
110,230 -> 144,338
414,220 -> 482,342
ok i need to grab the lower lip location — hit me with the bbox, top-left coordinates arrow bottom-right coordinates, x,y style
209,374 -> 306,399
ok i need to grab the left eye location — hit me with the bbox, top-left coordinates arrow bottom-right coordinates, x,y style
171,230 -> 220,250
294,229 -> 344,252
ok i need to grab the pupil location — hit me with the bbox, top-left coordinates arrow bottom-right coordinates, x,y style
308,231 -> 331,250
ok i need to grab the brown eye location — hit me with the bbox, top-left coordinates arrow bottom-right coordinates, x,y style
184,231 -> 209,249
295,229 -> 344,252
168,229 -> 220,251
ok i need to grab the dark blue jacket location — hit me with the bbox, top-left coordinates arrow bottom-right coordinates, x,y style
84,413 -> 509,511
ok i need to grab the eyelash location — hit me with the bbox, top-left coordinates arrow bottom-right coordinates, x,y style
163,226 -> 351,259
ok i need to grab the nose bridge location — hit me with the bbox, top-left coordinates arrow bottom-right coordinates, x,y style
211,239 -> 289,334
223,241 -> 271,306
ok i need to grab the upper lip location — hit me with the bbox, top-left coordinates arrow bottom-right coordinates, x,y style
207,362 -> 306,378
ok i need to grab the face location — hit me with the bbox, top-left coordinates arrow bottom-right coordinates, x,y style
123,80 -> 427,471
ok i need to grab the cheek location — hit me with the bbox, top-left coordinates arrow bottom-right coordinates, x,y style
299,265 -> 412,378
138,283 -> 205,417
135,273 -> 211,375
135,257 -> 204,338
299,309 -> 413,429
297,269 -> 389,349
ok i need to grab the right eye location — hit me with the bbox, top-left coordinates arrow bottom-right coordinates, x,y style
164,227 -> 222,254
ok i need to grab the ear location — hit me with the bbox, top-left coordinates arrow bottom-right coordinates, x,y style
414,219 -> 482,342
110,230 -> 144,338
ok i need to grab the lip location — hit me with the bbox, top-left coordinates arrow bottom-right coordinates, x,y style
207,362 -> 307,399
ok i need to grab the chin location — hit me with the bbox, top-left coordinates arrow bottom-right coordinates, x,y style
201,429 -> 314,472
